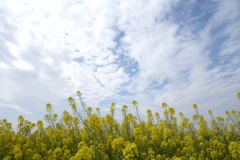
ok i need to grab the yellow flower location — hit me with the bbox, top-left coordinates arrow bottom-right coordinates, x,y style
112,137 -> 125,150
2,91 -> 240,160
76,91 -> 82,97
75,146 -> 93,160
68,97 -> 75,103
132,100 -> 138,105
179,112 -> 184,118
229,142 -> 240,158
87,107 -> 92,114
163,129 -> 172,138
237,92 -> 240,100
162,102 -> 168,108
110,102 -> 116,107
192,104 -> 198,109
32,154 -> 42,160
208,110 -> 212,115
122,105 -> 128,109
123,142 -> 138,159
46,103 -> 52,110
147,109 -> 152,114
168,107 -> 175,114
192,114 -> 198,121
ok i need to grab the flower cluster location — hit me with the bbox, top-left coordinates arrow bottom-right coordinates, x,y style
0,91 -> 239,160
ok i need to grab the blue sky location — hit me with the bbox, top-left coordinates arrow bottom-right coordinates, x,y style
0,0 -> 240,127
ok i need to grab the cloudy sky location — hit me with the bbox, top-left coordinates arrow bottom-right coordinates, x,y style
1,0 -> 240,126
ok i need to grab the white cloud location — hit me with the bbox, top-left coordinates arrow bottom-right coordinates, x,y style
115,0 -> 240,118
0,0 -> 239,127
12,60 -> 34,70
0,102 -> 33,115
0,62 -> 10,69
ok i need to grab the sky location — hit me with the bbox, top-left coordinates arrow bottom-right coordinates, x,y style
0,0 -> 240,127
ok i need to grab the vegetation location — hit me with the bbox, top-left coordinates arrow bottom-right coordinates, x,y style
0,91 -> 240,160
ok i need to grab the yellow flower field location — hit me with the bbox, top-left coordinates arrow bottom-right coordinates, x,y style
0,91 -> 239,160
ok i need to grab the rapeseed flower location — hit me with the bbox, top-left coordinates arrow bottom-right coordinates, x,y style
0,91 -> 240,159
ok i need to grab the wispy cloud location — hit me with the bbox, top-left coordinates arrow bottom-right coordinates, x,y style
0,0 -> 239,124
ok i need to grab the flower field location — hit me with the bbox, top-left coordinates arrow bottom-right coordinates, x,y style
0,91 -> 240,160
